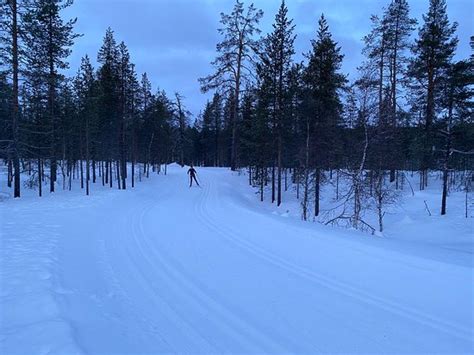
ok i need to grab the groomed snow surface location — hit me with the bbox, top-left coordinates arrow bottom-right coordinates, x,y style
1,164 -> 473,354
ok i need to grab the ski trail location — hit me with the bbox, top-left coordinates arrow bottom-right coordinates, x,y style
100,183 -> 219,352
196,170 -> 473,343
135,203 -> 287,353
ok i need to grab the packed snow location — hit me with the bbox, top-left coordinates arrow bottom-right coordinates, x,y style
1,164 -> 473,354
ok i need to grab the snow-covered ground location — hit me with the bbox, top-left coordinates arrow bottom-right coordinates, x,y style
1,164 -> 473,354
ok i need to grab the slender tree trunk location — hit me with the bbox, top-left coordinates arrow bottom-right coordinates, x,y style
105,160 -> 109,185
390,169 -> 396,183
7,159 -> 12,188
441,159 -> 449,215
314,168 -> 320,217
116,160 -> 121,189
271,164 -> 276,204
215,112 -> 219,167
11,0 -> 21,198
68,162 -> 72,191
120,125 -> 126,190
109,160 -> 113,188
92,159 -> 96,183
85,117 -> 90,195
277,139 -> 282,206
132,160 -> 135,188
377,171 -> 384,233
48,10 -> 57,193
296,168 -> 300,200
101,161 -> 105,186
302,120 -> 311,221
38,158 -> 42,197
80,159 -> 84,189
230,44 -> 243,171
441,108 -> 453,215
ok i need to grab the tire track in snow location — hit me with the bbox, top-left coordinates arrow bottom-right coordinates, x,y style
196,171 -> 473,344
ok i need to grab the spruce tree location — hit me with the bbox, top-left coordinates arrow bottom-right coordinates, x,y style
74,55 -> 97,195
439,59 -> 473,215
264,0 -> 296,206
97,27 -> 120,187
304,14 -> 346,217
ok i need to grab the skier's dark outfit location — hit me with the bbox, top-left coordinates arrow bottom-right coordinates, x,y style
188,167 -> 199,187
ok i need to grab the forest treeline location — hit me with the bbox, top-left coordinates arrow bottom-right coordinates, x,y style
1,0 -> 473,230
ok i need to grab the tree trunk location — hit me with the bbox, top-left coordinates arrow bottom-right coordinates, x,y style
271,164 -> 275,204
109,160 -> 113,188
92,159 -> 96,183
86,118 -> 90,195
132,160 -> 135,188
314,168 -> 320,217
105,160 -> 109,185
277,139 -> 282,206
48,10 -> 56,193
11,0 -> 21,198
38,158 -> 42,197
7,159 -> 12,188
80,159 -> 84,190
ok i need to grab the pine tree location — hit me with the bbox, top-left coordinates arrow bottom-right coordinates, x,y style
199,0 -> 263,170
210,93 -> 223,166
172,93 -> 190,166
384,0 -> 416,121
23,0 -> 79,193
362,13 -> 388,123
408,0 -> 458,187
384,0 -> 417,181
0,0 -> 25,197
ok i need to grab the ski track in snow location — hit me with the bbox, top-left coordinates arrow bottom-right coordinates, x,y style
198,177 -> 472,342
1,165 -> 473,354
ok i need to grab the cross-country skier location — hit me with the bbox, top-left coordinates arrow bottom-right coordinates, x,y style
187,165 -> 200,187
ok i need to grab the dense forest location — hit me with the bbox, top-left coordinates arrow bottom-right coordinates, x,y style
1,0 -> 472,231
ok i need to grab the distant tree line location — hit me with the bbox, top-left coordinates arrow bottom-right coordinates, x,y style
1,0 -> 473,229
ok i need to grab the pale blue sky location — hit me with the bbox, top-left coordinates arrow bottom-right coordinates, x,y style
63,0 -> 473,116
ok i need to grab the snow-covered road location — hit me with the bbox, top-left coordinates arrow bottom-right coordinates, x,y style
1,166 -> 473,354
